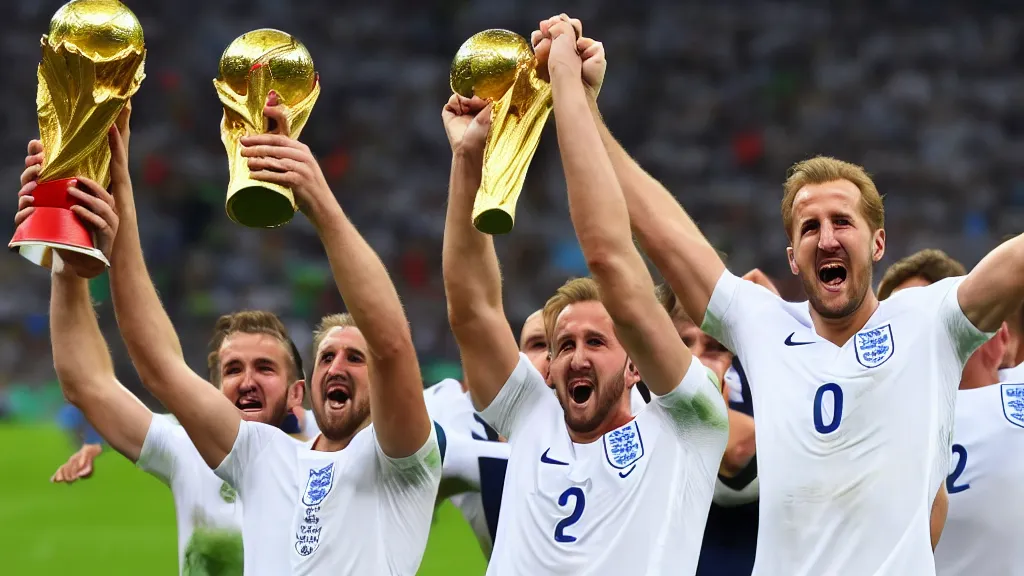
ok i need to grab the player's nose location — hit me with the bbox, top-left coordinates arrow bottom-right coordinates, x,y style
569,345 -> 590,371
818,223 -> 841,251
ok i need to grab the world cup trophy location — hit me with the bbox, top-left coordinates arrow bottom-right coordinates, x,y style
9,0 -> 145,269
451,29 -> 553,235
214,29 -> 320,228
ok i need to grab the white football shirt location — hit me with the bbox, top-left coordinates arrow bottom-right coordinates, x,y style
934,383 -> 1024,576
137,414 -> 244,575
424,379 -> 510,557
482,353 -> 728,575
702,270 -> 991,576
998,362 -> 1024,383
215,421 -> 442,575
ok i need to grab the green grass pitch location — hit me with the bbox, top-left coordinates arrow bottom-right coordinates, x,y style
0,424 -> 487,575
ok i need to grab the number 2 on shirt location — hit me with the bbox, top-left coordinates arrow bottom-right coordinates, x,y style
813,383 -> 844,434
554,487 -> 586,543
946,444 -> 970,494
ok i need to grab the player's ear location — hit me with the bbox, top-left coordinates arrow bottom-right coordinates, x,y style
786,246 -> 799,275
872,228 -> 886,262
624,360 -> 640,386
288,379 -> 305,409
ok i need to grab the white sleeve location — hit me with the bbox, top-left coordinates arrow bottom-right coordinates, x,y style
375,426 -> 444,568
439,434 -> 511,492
374,424 -> 444,488
136,414 -> 184,485
936,277 -> 994,365
478,353 -> 551,439
214,420 -> 277,491
650,356 -> 729,463
701,270 -> 781,358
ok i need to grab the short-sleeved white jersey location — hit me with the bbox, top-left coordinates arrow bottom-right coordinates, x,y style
424,379 -> 510,556
702,270 -> 991,576
137,414 -> 243,575
214,421 -> 442,575
934,383 -> 1024,576
481,353 -> 728,575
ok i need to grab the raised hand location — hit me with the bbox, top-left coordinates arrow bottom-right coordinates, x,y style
533,14 -> 583,81
544,15 -> 583,79
15,140 -> 119,279
577,36 -> 606,101
240,92 -> 332,220
441,94 -> 493,160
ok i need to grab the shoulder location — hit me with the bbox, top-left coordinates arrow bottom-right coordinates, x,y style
882,276 -> 964,313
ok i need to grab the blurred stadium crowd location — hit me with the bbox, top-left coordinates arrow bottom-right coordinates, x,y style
1,0 -> 1022,416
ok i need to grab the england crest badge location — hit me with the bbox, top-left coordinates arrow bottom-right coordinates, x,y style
854,324 -> 894,368
1001,384 -> 1024,429
603,420 -> 644,470
301,462 -> 336,507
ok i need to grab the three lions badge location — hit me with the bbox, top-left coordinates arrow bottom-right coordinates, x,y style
855,324 -> 894,368
295,462 -> 335,557
1001,384 -> 1024,429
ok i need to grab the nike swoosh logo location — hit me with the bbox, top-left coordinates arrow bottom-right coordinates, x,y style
784,332 -> 814,346
618,465 -> 637,478
540,448 -> 569,466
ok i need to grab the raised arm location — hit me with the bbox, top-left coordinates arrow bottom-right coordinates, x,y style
958,234 -> 1024,332
241,101 -> 430,458
440,95 -> 520,410
546,20 -> 693,395
536,18 -> 726,325
16,140 -> 151,464
105,109 -> 241,469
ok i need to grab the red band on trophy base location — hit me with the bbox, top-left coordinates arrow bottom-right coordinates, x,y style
9,177 -> 99,262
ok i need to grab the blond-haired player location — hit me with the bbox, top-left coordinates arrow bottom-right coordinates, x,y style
442,16 -> 728,575
560,14 -> 1024,573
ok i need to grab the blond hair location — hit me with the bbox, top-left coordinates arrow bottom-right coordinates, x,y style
655,283 -> 691,323
207,310 -> 302,384
876,249 -> 965,301
542,278 -> 601,350
311,313 -> 358,360
782,156 -> 884,241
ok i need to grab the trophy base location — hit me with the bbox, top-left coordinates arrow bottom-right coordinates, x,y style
226,185 -> 296,228
8,177 -> 109,269
473,208 -> 514,235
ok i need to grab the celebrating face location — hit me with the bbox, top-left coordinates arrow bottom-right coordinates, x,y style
218,332 -> 299,427
310,326 -> 372,442
548,301 -> 637,437
787,180 -> 884,319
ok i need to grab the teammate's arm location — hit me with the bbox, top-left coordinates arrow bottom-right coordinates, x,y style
241,100 -> 430,458
537,18 -> 725,325
50,273 -> 154,463
16,139 -> 153,465
958,234 -> 1024,332
721,409 -> 756,477
440,96 -> 520,410
105,108 -> 241,469
546,19 -> 692,394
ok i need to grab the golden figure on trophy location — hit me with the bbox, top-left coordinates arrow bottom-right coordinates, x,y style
451,29 -> 553,235
214,29 -> 320,228
9,0 -> 145,269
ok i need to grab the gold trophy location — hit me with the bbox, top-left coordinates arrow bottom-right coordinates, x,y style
451,29 -> 552,235
9,0 -> 145,269
214,29 -> 320,228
